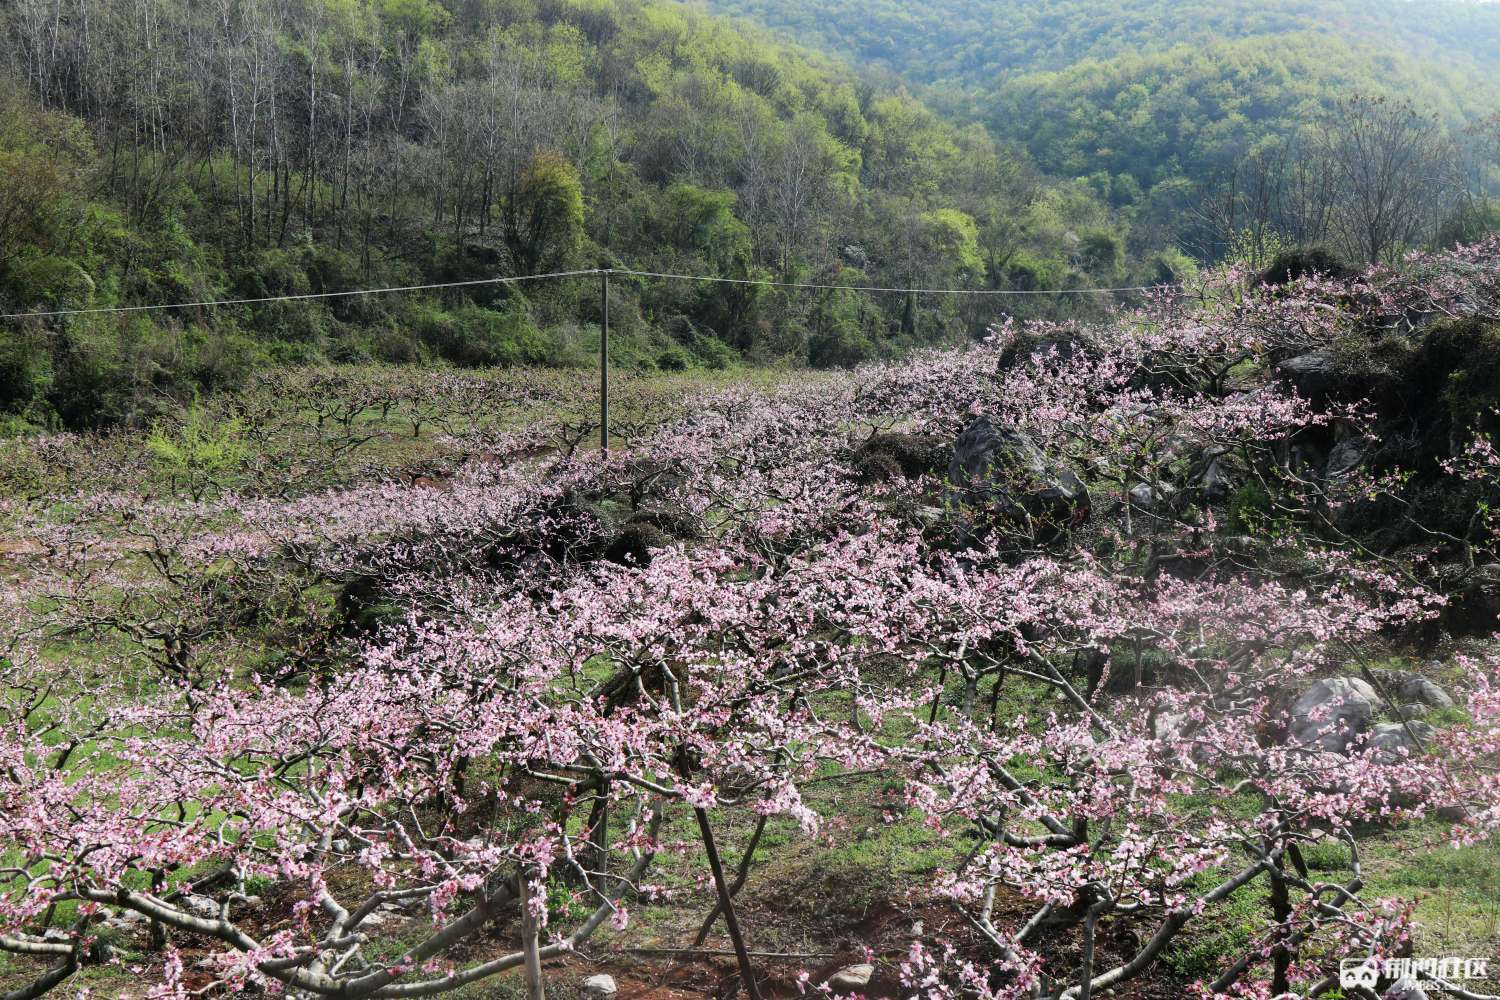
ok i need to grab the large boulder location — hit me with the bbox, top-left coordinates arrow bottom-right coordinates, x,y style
1369,669 -> 1454,710
1325,437 -> 1368,479
948,417 -> 1089,541
1288,677 -> 1380,752
1276,352 -> 1342,408
1366,721 -> 1435,761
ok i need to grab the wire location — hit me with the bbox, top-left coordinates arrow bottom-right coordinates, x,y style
612,268 -> 1161,296
0,269 -> 603,320
0,266 -> 1163,320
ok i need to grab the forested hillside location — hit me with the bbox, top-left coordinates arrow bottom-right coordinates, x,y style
695,0 -> 1500,90
0,0 -> 1164,433
702,0 -> 1500,258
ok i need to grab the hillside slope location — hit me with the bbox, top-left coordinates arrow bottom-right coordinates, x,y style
0,0 -> 1143,431
702,0 -> 1498,189
695,0 -> 1500,91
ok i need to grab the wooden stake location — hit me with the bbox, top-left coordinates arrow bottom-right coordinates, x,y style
521,869 -> 545,1000
693,807 -> 763,1000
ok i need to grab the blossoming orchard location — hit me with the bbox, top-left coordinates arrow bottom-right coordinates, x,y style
3,242 -> 1500,1000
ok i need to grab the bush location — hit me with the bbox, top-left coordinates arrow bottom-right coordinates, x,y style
0,338 -> 44,414
1228,481 -> 1272,532
604,522 -> 673,566
371,327 -> 422,364
1143,247 -> 1199,286
857,432 -> 950,479
1437,199 -> 1500,249
414,303 -> 556,368
1410,318 -> 1500,441
46,334 -> 131,430
686,331 -> 737,370
1260,246 -> 1354,286
808,324 -> 877,368
1004,252 -> 1063,292
656,345 -> 692,371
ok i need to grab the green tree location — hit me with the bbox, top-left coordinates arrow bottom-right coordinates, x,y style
503,151 -> 585,276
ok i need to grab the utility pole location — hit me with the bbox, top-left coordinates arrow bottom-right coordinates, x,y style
599,268 -> 611,454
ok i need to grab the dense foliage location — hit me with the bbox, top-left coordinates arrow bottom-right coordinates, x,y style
699,0 -> 1500,92
2,238 -> 1499,999
704,0 -> 1500,258
0,0 -> 1168,434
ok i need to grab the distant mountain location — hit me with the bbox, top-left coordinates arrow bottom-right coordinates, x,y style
695,0 -> 1500,91
697,0 -> 1500,194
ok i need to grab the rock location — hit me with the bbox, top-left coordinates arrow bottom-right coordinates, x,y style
1443,569 -> 1500,637
1325,438 -> 1368,478
1153,711 -> 1190,739
1194,455 -> 1230,503
179,894 -> 220,919
1288,439 -> 1328,478
581,974 -> 618,997
1277,352 -> 1341,406
1395,703 -> 1431,721
102,908 -> 150,933
1128,483 -> 1174,512
1370,670 -> 1454,710
331,838 -> 351,854
1367,721 -> 1435,759
1385,976 -> 1430,1000
948,417 -> 1089,540
359,903 -> 408,932
1289,677 -> 1379,752
828,963 -> 875,992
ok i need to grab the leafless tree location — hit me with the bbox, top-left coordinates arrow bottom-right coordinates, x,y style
1313,95 -> 1460,264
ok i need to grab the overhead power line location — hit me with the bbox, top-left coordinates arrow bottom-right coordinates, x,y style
0,266 -> 1163,321
614,268 -> 1161,296
0,269 -> 603,320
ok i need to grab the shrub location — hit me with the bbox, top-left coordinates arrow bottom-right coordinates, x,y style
0,338 -> 44,414
418,304 -> 556,368
686,331 -> 737,370
145,400 -> 252,495
1410,317 -> 1500,441
604,522 -> 673,566
858,432 -> 950,479
46,334 -> 130,430
1228,480 -> 1272,532
1437,199 -> 1500,249
656,345 -> 692,371
1260,246 -> 1354,286
808,323 -> 876,368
